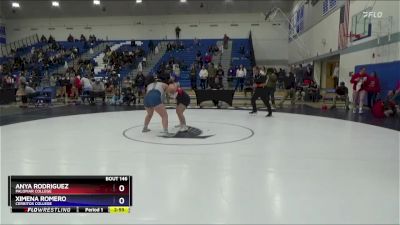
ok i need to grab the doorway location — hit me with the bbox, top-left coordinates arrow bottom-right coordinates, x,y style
321,55 -> 340,89
326,62 -> 336,89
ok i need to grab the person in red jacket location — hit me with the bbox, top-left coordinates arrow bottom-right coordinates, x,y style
350,67 -> 368,114
75,75 -> 82,94
366,71 -> 380,108
204,53 -> 212,64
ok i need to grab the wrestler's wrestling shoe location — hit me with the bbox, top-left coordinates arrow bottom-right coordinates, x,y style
142,127 -> 151,133
179,126 -> 189,132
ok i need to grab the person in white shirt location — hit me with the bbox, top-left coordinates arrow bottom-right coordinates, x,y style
332,62 -> 339,88
137,62 -> 143,72
80,76 -> 93,103
91,79 -> 106,104
155,45 -> 159,55
235,64 -> 247,91
172,63 -> 181,81
199,65 -> 209,89
80,76 -> 93,91
260,66 -> 266,76
25,85 -> 36,95
142,57 -> 147,68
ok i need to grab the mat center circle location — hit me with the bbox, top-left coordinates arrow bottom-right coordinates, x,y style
123,121 -> 254,146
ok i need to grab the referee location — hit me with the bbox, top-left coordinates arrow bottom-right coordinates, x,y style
249,67 -> 272,117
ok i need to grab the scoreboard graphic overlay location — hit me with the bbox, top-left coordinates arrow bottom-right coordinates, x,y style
8,176 -> 132,213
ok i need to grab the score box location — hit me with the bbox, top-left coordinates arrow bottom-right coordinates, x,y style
8,176 -> 132,213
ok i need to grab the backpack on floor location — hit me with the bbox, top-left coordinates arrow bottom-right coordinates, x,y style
372,100 -> 385,118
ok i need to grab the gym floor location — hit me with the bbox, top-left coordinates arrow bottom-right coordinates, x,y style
1,108 -> 398,224
1,103 -> 399,130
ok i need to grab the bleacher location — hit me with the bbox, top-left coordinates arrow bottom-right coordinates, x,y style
14,42 -> 48,57
0,57 -> 12,64
151,39 -> 219,87
47,41 -> 100,75
102,42 -> 136,78
231,39 -> 252,69
1,40 -> 102,84
95,40 -> 158,79
117,40 -> 152,77
2,37 -> 254,90
148,38 -> 253,88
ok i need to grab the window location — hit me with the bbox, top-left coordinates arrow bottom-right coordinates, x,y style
323,0 -> 336,15
296,5 -> 305,33
289,4 -> 305,42
329,0 -> 336,9
322,0 -> 328,15
289,19 -> 293,41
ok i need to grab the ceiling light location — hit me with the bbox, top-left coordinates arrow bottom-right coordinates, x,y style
136,0 -> 142,3
93,0 -> 101,5
180,0 -> 187,3
11,2 -> 20,8
52,1 -> 60,7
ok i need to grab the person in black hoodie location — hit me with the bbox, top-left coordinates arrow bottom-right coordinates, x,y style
148,40 -> 155,54
216,64 -> 224,88
209,73 -> 223,108
278,72 -> 296,107
134,72 -> 146,103
249,67 -> 272,117
175,26 -> 181,39
189,64 -> 197,90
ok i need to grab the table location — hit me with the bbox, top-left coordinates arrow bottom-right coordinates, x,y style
0,88 -> 16,104
194,89 -> 235,106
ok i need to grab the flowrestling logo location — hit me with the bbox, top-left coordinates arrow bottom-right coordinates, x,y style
363,11 -> 383,18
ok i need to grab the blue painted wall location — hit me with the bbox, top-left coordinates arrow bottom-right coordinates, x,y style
355,61 -> 400,97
